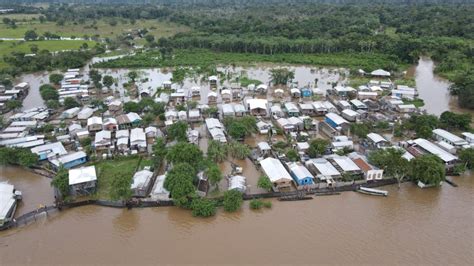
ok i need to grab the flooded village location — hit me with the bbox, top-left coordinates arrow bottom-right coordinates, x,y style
0,57 -> 473,264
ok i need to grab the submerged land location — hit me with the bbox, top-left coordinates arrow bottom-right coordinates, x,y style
0,2 -> 473,264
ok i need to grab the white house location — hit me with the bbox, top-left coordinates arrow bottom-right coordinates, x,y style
130,128 -> 147,152
68,166 -> 97,196
432,129 -> 468,148
260,157 -> 293,191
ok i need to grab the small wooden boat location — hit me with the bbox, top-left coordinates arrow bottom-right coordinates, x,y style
357,187 -> 388,197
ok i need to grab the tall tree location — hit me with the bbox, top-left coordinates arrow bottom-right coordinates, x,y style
368,148 -> 410,188
102,75 -> 114,88
167,121 -> 188,142
410,155 -> 445,186
207,140 -> 228,163
307,138 -> 329,158
164,163 -> 196,207
49,73 -> 64,85
166,142 -> 203,170
270,68 -> 294,85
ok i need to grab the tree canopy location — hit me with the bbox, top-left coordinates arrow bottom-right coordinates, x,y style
257,175 -> 273,192
207,140 -> 228,163
270,68 -> 294,85
51,166 -> 69,197
167,121 -> 188,142
307,138 -> 329,158
49,73 -> 63,85
40,84 -> 59,101
0,147 -> 37,168
205,163 -> 223,187
368,148 -> 410,188
223,189 -> 243,212
410,155 -> 445,186
459,148 -> 474,170
164,163 -> 197,207
166,142 -> 204,170
191,198 -> 216,217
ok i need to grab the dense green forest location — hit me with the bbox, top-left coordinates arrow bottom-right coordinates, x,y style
1,1 -> 473,108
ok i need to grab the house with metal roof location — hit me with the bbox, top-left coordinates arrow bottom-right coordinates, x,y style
87,116 -> 103,132
131,169 -> 154,197
270,105 -> 284,118
260,157 -> 293,191
0,182 -> 20,228
411,138 -> 458,166
117,112 -> 142,129
366,133 -> 389,148
77,107 -> 95,120
60,107 -> 80,119
325,113 -> 349,129
130,128 -> 147,152
341,109 -> 359,122
328,155 -> 361,175
94,130 -> 112,151
228,175 -> 246,193
305,158 -> 341,180
49,151 -> 87,171
150,174 -> 170,201
299,103 -> 314,116
222,104 -> 235,117
245,98 -> 268,116
432,129 -> 468,148
188,109 -> 201,122
288,163 -> 314,186
31,142 -> 67,160
69,166 -> 97,196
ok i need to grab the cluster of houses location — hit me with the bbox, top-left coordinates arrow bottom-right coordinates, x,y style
0,82 -> 29,112
2,67 -> 473,200
57,69 -> 91,104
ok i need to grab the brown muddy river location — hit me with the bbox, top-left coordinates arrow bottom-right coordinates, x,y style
0,171 -> 472,265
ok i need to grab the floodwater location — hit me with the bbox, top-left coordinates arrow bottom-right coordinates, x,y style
17,72 -> 49,110
18,61 -> 346,109
413,58 -> 452,116
0,172 -> 472,265
3,58 -> 473,264
0,167 -> 53,216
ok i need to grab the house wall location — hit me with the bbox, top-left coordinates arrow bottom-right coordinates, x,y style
291,174 -> 314,186
70,181 -> 97,196
366,170 -> 384,180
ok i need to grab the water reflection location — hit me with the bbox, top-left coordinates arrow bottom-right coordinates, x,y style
414,58 -> 451,116
112,209 -> 140,238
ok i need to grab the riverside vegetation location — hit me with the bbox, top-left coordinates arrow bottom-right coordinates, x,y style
0,1 -> 472,109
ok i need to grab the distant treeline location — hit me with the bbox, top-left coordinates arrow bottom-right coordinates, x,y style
1,1 -> 474,6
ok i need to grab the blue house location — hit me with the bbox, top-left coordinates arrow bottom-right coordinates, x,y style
300,87 -> 313,97
325,113 -> 349,129
49,151 -> 88,171
31,142 -> 67,161
289,163 -> 314,186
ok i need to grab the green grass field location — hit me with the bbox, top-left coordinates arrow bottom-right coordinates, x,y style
94,156 -> 141,200
0,40 -> 97,68
0,13 -> 41,21
0,18 -> 189,39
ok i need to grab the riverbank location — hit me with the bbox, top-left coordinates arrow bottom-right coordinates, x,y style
1,173 -> 472,265
1,177 -> 397,231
